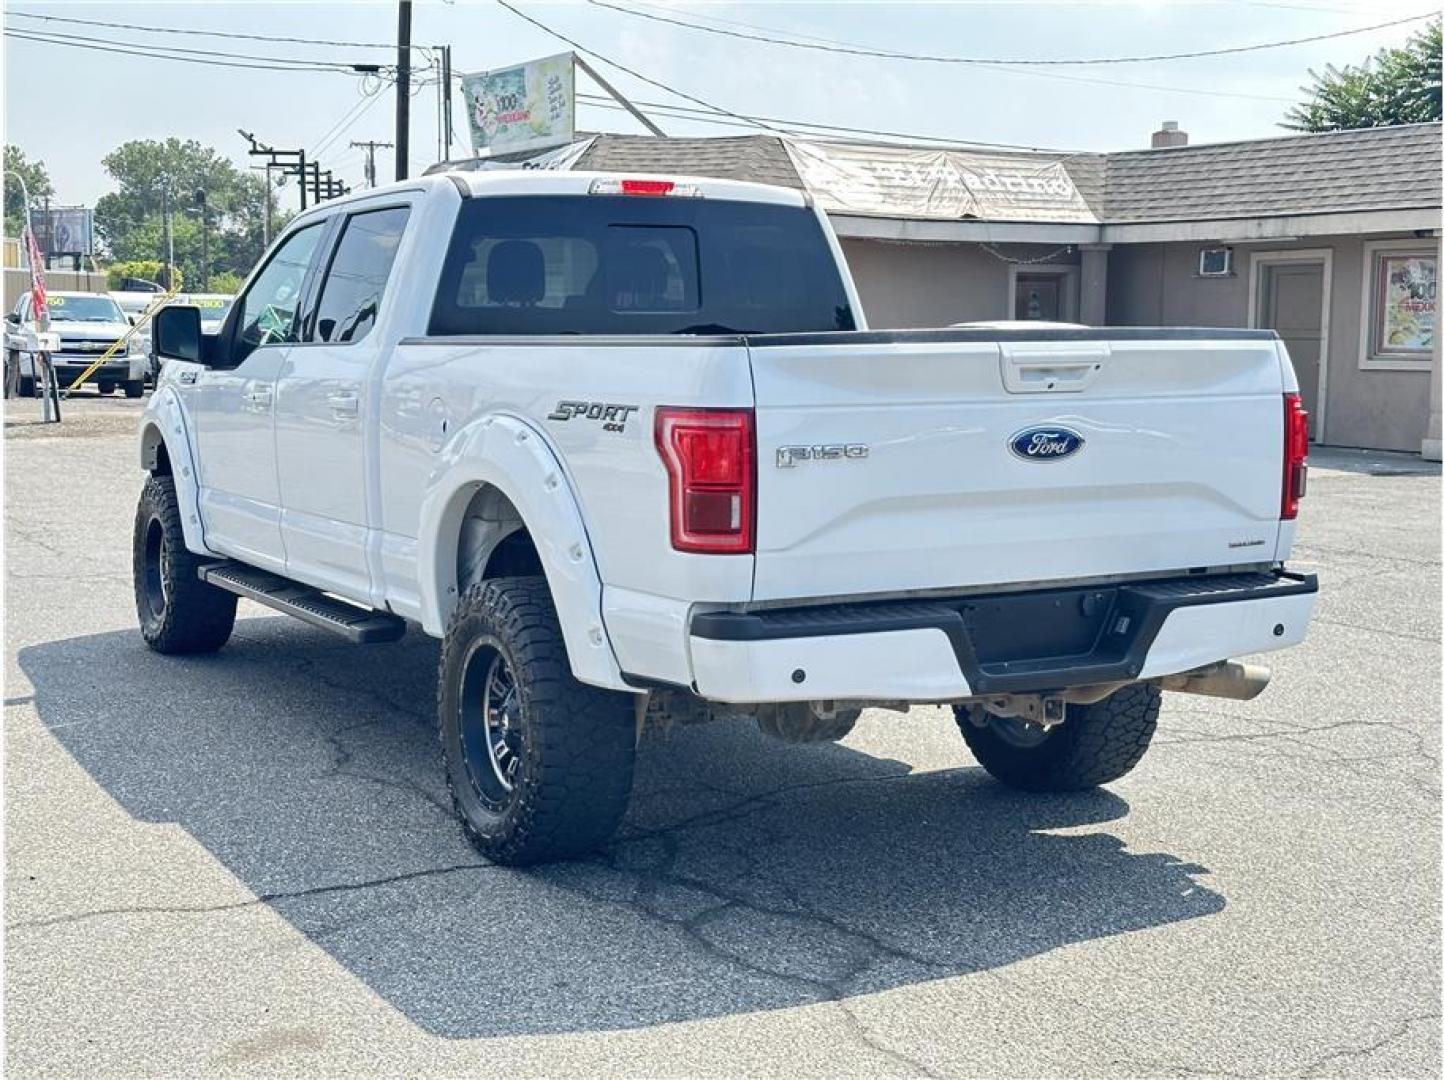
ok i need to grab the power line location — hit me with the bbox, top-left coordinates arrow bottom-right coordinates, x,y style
586,0 -> 1436,66
492,0 -> 786,134
313,86 -> 392,157
2,23 -> 372,71
2,28 -> 369,74
5,9 -> 426,50
572,93 -> 1086,151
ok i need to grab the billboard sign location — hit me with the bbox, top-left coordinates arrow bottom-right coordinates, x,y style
461,52 -> 575,158
28,207 -> 94,256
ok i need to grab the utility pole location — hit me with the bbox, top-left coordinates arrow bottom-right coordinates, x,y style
395,0 -> 411,181
441,45 -> 453,161
350,140 -> 393,188
161,183 -> 175,288
194,189 -> 210,290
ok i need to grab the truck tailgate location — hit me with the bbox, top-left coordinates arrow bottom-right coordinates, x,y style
747,331 -> 1288,603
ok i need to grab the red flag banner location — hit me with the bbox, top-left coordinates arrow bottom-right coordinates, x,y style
24,227 -> 47,324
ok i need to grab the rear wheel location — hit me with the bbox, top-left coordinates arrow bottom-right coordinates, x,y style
98,381 -> 116,396
18,375 -> 35,398
124,379 -> 145,399
955,683 -> 1161,791
133,475 -> 237,654
438,577 -> 636,865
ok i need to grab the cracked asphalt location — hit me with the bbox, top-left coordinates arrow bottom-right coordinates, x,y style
4,396 -> 1440,1077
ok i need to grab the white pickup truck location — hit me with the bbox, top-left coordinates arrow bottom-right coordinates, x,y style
136,169 -> 1317,864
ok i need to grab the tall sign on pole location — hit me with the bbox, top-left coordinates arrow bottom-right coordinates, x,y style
461,52 -> 576,158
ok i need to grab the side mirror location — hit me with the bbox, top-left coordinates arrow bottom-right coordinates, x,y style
152,304 -> 203,365
5,312 -> 19,326
127,314 -> 139,326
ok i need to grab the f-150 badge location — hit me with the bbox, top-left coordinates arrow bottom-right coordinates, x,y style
776,444 -> 869,468
547,401 -> 638,433
1009,426 -> 1085,462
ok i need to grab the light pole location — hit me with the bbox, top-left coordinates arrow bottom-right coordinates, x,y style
194,189 -> 210,291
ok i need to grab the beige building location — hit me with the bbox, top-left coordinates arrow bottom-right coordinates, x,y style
559,123 -> 1442,455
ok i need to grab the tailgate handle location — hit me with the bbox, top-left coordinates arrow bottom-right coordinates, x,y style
1000,343 -> 1108,394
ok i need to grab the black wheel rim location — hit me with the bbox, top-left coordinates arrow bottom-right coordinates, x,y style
457,639 -> 524,810
143,517 -> 167,620
989,713 -> 1052,749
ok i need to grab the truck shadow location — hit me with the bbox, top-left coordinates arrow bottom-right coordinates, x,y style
18,617 -> 1224,1039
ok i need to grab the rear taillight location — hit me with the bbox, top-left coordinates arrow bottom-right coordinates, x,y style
655,407 -> 755,554
1282,392 -> 1309,520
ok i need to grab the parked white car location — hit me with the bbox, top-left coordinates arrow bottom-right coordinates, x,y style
136,170 -> 1317,864
6,291 -> 148,397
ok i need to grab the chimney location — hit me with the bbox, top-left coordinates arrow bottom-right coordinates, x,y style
1151,121 -> 1188,149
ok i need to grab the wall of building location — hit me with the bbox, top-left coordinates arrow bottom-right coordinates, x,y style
3,267 -> 110,312
838,238 -> 1079,329
1108,234 -> 1435,452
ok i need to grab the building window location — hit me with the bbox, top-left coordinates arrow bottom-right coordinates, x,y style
1367,248 -> 1436,363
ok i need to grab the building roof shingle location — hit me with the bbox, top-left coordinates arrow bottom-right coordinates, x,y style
1098,122 -> 1442,223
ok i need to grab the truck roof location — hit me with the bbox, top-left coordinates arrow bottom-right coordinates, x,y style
286,168 -> 807,230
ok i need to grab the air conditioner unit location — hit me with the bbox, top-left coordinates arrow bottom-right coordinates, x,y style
1198,247 -> 1233,277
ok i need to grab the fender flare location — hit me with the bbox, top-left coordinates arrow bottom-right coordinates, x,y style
416,412 -> 628,692
137,388 -> 215,556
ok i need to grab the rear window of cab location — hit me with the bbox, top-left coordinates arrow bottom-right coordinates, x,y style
428,195 -> 855,336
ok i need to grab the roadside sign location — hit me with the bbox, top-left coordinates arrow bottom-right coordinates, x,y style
461,52 -> 575,158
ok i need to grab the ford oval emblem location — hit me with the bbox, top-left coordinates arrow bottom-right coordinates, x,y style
1009,425 -> 1086,462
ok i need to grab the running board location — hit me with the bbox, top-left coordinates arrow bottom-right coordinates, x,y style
198,563 -> 406,644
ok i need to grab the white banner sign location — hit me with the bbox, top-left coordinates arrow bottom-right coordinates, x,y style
783,140 -> 1098,224
461,52 -> 575,158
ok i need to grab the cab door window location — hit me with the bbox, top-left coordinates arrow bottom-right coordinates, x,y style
232,223 -> 325,364
308,207 -> 410,344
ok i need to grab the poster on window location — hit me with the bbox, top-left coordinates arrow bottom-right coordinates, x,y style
461,53 -> 575,158
1377,254 -> 1437,354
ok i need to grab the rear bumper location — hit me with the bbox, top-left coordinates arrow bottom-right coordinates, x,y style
687,571 -> 1318,704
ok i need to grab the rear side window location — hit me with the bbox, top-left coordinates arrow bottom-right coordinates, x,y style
429,195 -> 855,335
310,206 -> 410,344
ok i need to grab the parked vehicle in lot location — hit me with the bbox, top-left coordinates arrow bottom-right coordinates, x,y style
135,170 -> 1318,864
178,293 -> 235,334
6,291 -> 148,397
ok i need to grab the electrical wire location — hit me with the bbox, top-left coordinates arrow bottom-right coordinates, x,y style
2,23 -> 373,70
612,1 -> 1298,102
585,0 -> 1437,66
2,28 -> 373,74
5,9 -> 425,51
315,87 -> 391,158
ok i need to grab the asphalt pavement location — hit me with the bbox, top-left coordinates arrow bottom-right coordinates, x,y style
4,395 -> 1440,1077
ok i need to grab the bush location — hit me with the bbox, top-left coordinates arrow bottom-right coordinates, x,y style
207,270 -> 244,295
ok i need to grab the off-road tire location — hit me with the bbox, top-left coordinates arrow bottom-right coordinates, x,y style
124,379 -> 145,399
133,475 -> 237,654
955,682 -> 1161,791
438,576 -> 636,865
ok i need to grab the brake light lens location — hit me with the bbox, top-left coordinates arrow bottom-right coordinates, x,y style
655,407 -> 755,553
1282,392 -> 1309,520
588,177 -> 702,197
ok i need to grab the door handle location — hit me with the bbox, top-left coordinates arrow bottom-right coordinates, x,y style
328,390 -> 360,420
242,386 -> 272,409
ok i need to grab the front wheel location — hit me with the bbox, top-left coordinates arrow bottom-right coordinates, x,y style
133,475 -> 237,654
438,577 -> 636,865
18,375 -> 35,398
955,683 -> 1161,792
124,379 -> 145,399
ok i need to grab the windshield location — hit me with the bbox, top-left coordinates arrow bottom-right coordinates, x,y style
39,295 -> 126,323
189,296 -> 235,320
429,195 -> 855,336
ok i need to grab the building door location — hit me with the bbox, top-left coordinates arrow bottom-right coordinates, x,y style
1015,273 -> 1062,321
1260,262 -> 1325,438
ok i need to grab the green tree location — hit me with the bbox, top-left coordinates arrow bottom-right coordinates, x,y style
93,137 -> 279,287
4,145 -> 54,238
1284,22 -> 1442,131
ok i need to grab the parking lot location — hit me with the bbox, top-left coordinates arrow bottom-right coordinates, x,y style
4,394 -> 1439,1077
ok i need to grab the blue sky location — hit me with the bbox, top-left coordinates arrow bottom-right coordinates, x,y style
3,0 -> 1434,208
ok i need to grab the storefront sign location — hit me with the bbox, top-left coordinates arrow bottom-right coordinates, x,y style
461,53 -> 575,158
783,140 -> 1097,223
1374,252 -> 1436,354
